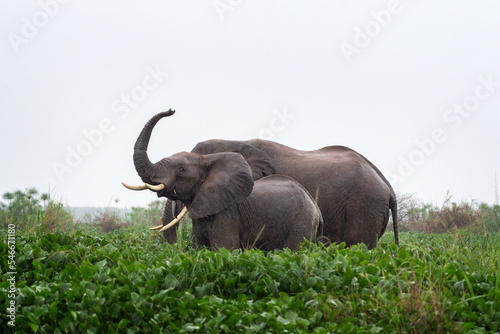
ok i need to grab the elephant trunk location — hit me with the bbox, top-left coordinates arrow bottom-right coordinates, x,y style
133,109 -> 176,181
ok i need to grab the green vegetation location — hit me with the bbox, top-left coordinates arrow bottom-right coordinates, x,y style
0,188 -> 74,234
395,192 -> 500,234
1,188 -> 499,333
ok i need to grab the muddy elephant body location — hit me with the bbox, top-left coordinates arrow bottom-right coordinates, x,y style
191,174 -> 322,251
164,138 -> 398,249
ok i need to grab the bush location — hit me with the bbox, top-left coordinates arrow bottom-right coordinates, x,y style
413,201 -> 481,233
94,209 -> 128,233
126,199 -> 166,228
391,192 -> 423,232
479,203 -> 500,232
0,188 -> 74,234
38,201 -> 74,234
396,192 -> 498,233
0,188 -> 42,230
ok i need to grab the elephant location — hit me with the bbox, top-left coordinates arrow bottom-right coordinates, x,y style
123,110 -> 322,251
190,142 -> 399,249
153,112 -> 399,249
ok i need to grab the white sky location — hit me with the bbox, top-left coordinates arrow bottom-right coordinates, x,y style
1,1 -> 499,208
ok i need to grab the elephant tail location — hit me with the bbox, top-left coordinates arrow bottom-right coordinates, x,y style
390,194 -> 399,246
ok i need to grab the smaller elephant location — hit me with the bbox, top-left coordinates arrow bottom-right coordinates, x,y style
185,170 -> 322,251
123,111 -> 322,251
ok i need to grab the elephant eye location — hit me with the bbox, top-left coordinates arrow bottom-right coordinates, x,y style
179,166 -> 185,172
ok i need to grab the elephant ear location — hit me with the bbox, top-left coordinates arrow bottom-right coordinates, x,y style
189,152 -> 255,219
192,140 -> 275,180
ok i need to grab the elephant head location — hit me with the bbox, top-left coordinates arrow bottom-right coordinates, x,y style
123,110 -> 255,219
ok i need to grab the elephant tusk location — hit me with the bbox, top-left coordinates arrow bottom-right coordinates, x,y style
122,182 -> 148,191
159,207 -> 188,232
145,183 -> 165,191
149,224 -> 164,230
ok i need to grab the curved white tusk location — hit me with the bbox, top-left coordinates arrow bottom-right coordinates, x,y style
159,207 -> 188,232
145,183 -> 165,191
149,224 -> 164,230
122,182 -> 148,191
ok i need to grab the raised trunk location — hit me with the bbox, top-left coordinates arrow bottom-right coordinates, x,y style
133,109 -> 176,182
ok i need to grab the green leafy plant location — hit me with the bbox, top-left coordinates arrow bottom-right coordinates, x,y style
0,188 -> 74,234
2,188 -> 499,333
1,229 -> 499,333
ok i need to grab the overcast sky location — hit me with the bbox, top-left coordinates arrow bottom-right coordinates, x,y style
1,1 -> 499,209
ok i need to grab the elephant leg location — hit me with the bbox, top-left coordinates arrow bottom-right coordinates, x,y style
285,222 -> 319,251
322,195 -> 388,249
191,220 -> 210,250
280,224 -> 311,251
342,223 -> 377,248
191,213 -> 240,251
207,223 -> 240,251
342,211 -> 385,249
205,210 -> 240,251
161,200 -> 183,244
283,235 -> 302,251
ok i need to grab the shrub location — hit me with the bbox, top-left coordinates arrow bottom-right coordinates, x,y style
413,201 -> 481,233
0,188 -> 74,234
392,192 -> 423,232
126,199 -> 166,228
94,209 -> 127,233
395,192 -> 495,233
38,201 -> 74,234
479,203 -> 500,232
0,188 -> 42,230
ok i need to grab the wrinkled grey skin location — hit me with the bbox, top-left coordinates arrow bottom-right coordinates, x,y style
132,110 -> 322,251
160,114 -> 399,249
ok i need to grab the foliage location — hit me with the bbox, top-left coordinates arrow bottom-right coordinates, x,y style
86,199 -> 167,234
396,192 -> 500,234
126,200 -> 166,228
1,227 -> 499,333
93,209 -> 128,233
0,188 -> 42,229
39,201 -> 75,234
0,188 -> 73,233
1,189 -> 499,332
479,203 -> 500,233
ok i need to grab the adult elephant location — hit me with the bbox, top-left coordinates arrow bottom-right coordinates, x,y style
144,110 -> 398,249
123,110 -> 322,251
